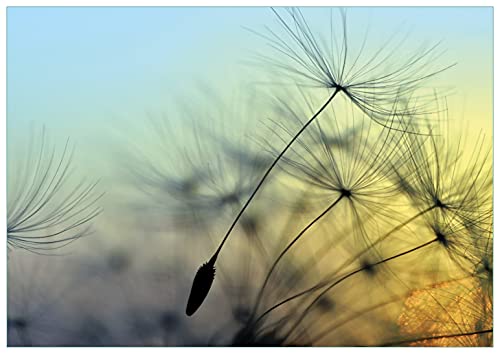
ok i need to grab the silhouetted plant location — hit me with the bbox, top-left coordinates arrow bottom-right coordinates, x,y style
248,95 -> 415,316
251,8 -> 454,125
186,6 -> 457,317
125,89 -> 277,236
7,126 -> 103,254
208,99 -> 492,346
7,7 -> 491,348
398,116 -> 492,224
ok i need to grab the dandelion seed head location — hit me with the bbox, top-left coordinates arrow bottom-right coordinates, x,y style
159,311 -> 181,331
360,259 -> 376,276
126,87 -> 275,233
7,125 -> 103,255
253,8 -> 454,125
316,297 -> 336,312
8,317 -> 28,330
106,250 -> 131,275
240,215 -> 260,237
400,114 -> 492,229
233,306 -> 252,324
417,208 -> 489,278
231,324 -> 290,346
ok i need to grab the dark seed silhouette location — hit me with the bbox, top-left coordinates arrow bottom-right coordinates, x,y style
185,257 -> 216,316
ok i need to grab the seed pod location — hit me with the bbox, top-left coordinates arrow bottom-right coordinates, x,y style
185,259 -> 216,316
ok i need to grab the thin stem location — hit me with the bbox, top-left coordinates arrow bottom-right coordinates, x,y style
377,328 -> 493,347
285,204 -> 437,290
281,238 -> 438,341
185,88 -> 342,317
211,87 -> 341,262
298,294 -> 405,344
253,204 -> 437,325
250,193 -> 345,321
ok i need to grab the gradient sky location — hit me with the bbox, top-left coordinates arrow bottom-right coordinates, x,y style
7,6 -> 493,179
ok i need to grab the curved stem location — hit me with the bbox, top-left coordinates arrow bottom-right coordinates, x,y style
253,205 -> 436,325
250,193 -> 345,321
281,238 -> 438,342
284,204 -> 437,293
299,294 -> 405,344
210,88 -> 341,262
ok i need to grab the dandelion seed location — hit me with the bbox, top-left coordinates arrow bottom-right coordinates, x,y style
251,7 -> 454,125
397,111 -> 492,229
7,126 -> 103,255
126,91 -> 273,234
418,208 -> 490,277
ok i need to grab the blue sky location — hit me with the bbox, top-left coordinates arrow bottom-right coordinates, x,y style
7,7 -> 493,166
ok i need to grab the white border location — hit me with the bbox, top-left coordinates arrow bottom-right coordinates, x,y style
0,0 -> 496,5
